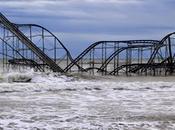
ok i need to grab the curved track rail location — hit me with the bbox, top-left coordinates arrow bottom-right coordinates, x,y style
1,13 -> 175,76
15,24 -> 73,69
0,13 -> 75,72
64,40 -> 159,75
139,32 -> 175,75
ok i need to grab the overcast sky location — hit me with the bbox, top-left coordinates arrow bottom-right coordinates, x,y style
1,0 -> 175,55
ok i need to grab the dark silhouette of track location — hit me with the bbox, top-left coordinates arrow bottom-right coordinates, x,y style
0,13 -> 64,72
0,13 -> 175,76
64,40 -> 159,75
15,24 -> 73,68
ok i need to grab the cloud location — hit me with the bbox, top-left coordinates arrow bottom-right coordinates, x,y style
0,0 -> 175,54
81,0 -> 142,3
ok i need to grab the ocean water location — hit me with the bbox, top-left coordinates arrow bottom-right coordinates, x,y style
0,70 -> 175,130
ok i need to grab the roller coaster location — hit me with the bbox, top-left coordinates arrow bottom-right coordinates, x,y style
0,13 -> 175,76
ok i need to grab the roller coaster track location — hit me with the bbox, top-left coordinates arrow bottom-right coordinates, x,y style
64,33 -> 175,76
64,41 -> 109,72
0,37 -> 44,71
147,32 -> 175,64
0,13 -> 175,76
110,63 -> 148,75
99,41 -> 158,72
0,13 -> 64,72
64,40 -> 120,72
15,24 -> 73,66
64,40 -> 159,73
137,32 -> 175,74
110,56 -> 172,75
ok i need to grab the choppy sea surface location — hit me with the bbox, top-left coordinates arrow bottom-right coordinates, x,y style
0,70 -> 175,130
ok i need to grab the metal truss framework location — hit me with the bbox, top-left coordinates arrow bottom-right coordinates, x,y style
0,13 -> 73,72
0,13 -> 175,76
64,40 -> 160,76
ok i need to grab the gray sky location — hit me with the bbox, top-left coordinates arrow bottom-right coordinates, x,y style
1,0 -> 175,56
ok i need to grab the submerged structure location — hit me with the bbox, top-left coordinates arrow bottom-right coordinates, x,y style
0,13 -> 175,76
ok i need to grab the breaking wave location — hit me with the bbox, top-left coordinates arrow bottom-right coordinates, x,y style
0,69 -> 175,129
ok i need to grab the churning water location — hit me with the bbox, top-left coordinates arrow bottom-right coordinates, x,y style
0,70 -> 175,130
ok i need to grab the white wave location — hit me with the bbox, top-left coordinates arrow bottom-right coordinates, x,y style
0,69 -> 75,84
31,72 -> 74,83
0,70 -> 175,129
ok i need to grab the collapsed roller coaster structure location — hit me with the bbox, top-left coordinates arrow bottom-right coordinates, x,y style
0,13 -> 175,76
